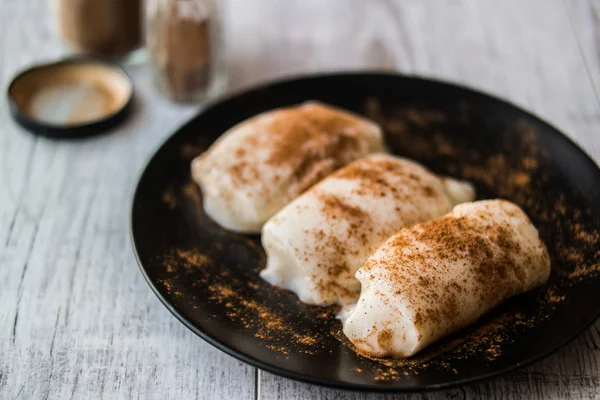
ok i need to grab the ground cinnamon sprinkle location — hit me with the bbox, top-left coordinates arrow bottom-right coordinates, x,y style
392,212 -> 533,326
332,156 -> 425,201
180,143 -> 207,159
176,249 -> 209,268
163,248 -> 209,273
182,182 -> 203,205
377,329 -> 394,351
292,189 -> 375,302
159,243 -> 333,355
265,107 -> 361,167
223,103 -> 378,197
317,193 -> 369,221
161,188 -> 177,210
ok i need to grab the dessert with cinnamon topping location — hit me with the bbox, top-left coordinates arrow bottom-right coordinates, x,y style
191,102 -> 385,232
260,154 -> 475,306
341,199 -> 551,358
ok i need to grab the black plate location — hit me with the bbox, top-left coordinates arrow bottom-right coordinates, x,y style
131,73 -> 600,392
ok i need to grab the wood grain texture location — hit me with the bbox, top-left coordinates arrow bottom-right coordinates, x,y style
0,0 -> 599,399
0,2 -> 255,400
565,0 -> 600,102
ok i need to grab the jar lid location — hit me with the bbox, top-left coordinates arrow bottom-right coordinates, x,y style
6,56 -> 134,138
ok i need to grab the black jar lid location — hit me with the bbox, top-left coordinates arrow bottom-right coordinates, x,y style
6,56 -> 134,138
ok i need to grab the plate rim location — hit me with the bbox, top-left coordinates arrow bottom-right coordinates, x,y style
130,71 -> 600,393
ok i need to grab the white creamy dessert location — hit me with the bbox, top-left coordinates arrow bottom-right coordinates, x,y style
341,200 -> 551,358
260,154 -> 475,306
191,102 -> 385,233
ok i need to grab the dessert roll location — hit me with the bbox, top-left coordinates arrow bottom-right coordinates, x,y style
191,102 -> 385,232
260,154 -> 475,306
341,200 -> 551,358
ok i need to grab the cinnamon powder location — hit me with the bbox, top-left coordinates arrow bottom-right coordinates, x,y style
224,104 -> 377,199
56,0 -> 141,57
148,0 -> 213,102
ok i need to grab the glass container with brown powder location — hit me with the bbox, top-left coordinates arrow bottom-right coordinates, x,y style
52,0 -> 143,62
146,0 -> 226,103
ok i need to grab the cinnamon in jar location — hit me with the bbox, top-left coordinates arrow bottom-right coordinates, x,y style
146,0 -> 225,103
52,0 -> 143,60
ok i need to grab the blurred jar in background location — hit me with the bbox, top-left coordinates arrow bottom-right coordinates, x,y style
52,0 -> 144,62
146,0 -> 226,103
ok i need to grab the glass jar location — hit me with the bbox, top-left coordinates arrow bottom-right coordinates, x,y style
52,0 -> 144,62
145,0 -> 226,103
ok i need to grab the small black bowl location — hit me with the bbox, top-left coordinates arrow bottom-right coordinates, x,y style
6,56 -> 133,138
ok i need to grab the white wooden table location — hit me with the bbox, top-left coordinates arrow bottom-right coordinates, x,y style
1,1 -> 599,399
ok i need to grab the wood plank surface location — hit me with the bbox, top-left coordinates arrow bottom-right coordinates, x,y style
0,2 -> 255,399
566,0 -> 600,101
0,0 -> 598,399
